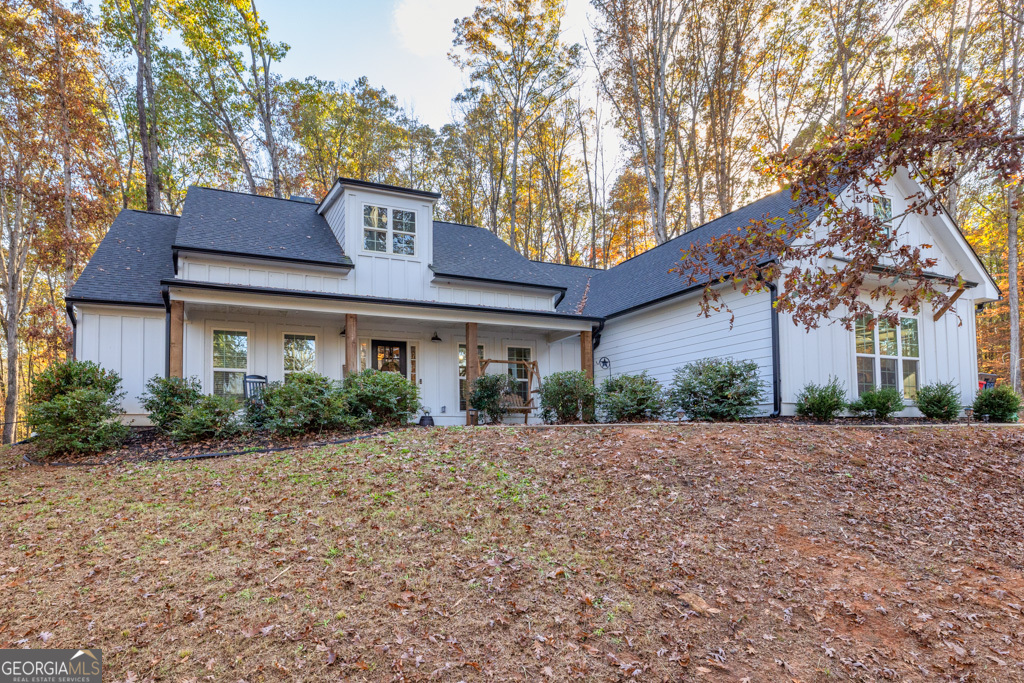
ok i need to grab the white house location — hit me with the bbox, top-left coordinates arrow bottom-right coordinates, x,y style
67,171 -> 998,424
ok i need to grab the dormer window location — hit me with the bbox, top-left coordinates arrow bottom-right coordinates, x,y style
363,204 -> 416,256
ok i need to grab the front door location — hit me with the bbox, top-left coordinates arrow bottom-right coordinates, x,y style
372,340 -> 407,376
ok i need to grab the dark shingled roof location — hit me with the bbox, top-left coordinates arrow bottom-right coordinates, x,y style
431,221 -> 565,291
71,185 -> 823,319
174,186 -> 352,267
573,188 -> 822,317
529,261 -> 602,314
68,210 -> 178,306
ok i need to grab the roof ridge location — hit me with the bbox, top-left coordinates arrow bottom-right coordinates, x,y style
188,185 -> 323,205
529,259 -> 605,271
124,208 -> 179,218
433,219 -> 487,229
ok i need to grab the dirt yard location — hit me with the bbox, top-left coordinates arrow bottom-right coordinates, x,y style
2,424 -> 1024,681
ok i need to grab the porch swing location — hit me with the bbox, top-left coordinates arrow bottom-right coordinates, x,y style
478,358 -> 542,423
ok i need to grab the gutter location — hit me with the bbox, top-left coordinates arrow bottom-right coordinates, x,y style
65,302 -> 77,361
592,320 -> 605,350
767,281 -> 782,417
161,286 -> 171,379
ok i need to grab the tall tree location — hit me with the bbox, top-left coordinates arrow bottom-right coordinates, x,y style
453,0 -> 580,251
593,0 -> 687,244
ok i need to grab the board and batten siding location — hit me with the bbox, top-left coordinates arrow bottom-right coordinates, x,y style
180,258 -> 349,295
75,305 -> 165,421
597,287 -> 775,412
778,295 -> 981,414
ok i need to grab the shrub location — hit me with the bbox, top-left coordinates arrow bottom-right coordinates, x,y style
668,358 -> 765,422
26,360 -> 129,457
169,394 -> 240,442
848,388 -> 904,420
915,382 -> 961,422
140,376 -> 203,434
343,369 -> 420,427
972,385 -> 1022,423
539,370 -> 597,423
598,372 -> 666,423
469,373 -> 517,424
795,377 -> 847,422
256,372 -> 357,436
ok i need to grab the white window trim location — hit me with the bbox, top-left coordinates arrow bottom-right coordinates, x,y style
870,194 -> 894,237
504,342 -> 536,403
209,325 -> 253,397
360,203 -> 417,257
853,315 -> 921,401
282,330 -> 319,379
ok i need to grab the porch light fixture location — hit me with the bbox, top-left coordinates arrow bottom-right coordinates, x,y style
431,331 -> 442,343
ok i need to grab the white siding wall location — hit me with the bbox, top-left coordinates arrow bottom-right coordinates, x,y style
324,191 -> 346,247
434,283 -> 554,311
780,295 -> 981,415
598,287 -> 775,413
181,258 -> 349,294
76,306 -> 165,422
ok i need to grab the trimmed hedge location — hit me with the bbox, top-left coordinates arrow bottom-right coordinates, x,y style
668,358 -> 765,421
598,372 -> 665,422
140,376 -> 203,434
848,388 -> 904,421
343,369 -> 420,426
170,394 -> 240,442
26,360 -> 129,457
539,371 -> 596,423
915,382 -> 961,422
255,372 -> 357,436
972,385 -> 1022,423
795,377 -> 847,422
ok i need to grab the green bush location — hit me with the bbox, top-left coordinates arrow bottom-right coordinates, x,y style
667,358 -> 765,421
343,369 -> 420,427
469,373 -> 517,424
848,388 -> 905,420
26,360 -> 129,457
795,376 -> 847,422
169,394 -> 240,443
598,372 -> 666,423
915,382 -> 961,422
972,385 -> 1022,423
140,376 -> 203,434
539,370 -> 596,423
256,372 -> 357,436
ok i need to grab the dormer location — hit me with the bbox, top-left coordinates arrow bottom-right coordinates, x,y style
318,178 -> 441,271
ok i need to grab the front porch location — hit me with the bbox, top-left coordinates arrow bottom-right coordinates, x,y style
166,287 -> 595,425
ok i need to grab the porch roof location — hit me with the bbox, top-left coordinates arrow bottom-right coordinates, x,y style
163,279 -> 600,330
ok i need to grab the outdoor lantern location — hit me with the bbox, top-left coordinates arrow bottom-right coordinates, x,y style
431,331 -> 442,342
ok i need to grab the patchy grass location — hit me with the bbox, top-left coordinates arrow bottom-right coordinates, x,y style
2,424 -> 1024,681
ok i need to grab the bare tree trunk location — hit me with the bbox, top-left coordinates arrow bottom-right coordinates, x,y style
1009,195 -> 1021,391
130,0 -> 160,212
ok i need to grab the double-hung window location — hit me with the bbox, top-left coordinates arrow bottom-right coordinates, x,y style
283,333 -> 316,381
213,330 -> 248,397
363,205 -> 416,256
507,347 -> 532,402
855,315 -> 919,399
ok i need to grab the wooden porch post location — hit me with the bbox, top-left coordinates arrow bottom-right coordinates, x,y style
169,301 -> 184,378
580,329 -> 593,380
345,314 -> 358,377
466,322 -> 479,424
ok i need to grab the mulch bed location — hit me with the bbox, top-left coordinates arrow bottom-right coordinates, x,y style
19,426 -> 396,466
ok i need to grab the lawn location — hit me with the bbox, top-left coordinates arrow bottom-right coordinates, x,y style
2,424 -> 1023,681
